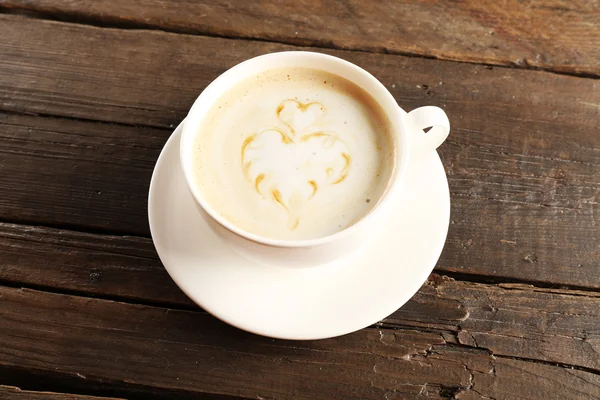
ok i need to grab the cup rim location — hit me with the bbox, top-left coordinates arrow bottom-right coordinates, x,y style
180,51 -> 409,248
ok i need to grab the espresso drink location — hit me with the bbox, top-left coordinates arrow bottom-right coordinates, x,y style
191,68 -> 394,240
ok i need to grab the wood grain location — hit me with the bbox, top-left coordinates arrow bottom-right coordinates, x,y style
0,112 -> 168,235
0,385 -> 123,400
2,286 -> 599,400
0,367 -> 248,400
1,0 -> 599,76
388,277 -> 600,372
1,7 -> 598,400
2,222 -> 599,372
0,14 -> 598,288
0,222 -> 192,307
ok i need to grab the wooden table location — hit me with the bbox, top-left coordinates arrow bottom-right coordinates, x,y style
1,1 -> 599,399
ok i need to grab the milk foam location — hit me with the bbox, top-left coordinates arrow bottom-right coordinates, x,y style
192,68 -> 394,240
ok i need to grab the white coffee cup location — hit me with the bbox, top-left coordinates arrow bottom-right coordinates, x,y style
180,51 -> 449,267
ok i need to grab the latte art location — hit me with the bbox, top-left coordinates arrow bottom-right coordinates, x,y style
241,99 -> 351,230
192,67 -> 394,240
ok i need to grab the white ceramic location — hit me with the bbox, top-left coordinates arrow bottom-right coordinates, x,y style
179,51 -> 449,267
148,122 -> 450,340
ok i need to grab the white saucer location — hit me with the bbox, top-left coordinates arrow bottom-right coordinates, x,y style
148,122 -> 450,340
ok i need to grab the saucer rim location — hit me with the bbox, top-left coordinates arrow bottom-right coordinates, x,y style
148,121 -> 450,340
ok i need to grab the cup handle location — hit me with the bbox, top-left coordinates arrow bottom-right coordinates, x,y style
406,106 -> 450,151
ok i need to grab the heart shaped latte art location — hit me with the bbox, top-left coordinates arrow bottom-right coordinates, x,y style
241,99 -> 351,230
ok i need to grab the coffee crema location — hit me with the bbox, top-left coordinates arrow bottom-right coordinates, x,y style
191,67 -> 395,240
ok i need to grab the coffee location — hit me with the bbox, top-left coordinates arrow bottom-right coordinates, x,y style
191,67 -> 395,240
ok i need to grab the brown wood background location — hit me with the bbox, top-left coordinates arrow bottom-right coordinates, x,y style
0,1 -> 599,399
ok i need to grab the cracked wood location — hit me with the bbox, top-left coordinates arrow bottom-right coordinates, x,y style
0,0 -> 599,76
387,276 -> 600,372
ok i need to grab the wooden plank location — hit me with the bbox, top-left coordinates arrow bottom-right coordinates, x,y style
2,286 -> 599,400
1,13 -> 599,127
2,222 -> 599,372
0,222 -> 193,307
0,385 -> 124,400
0,14 -> 270,128
387,277 -> 600,372
0,16 -> 598,287
0,112 -> 168,236
454,357 -> 600,400
1,0 -> 599,76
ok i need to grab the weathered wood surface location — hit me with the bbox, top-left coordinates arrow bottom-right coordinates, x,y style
1,5 -> 600,399
0,367 -> 247,400
0,385 -> 124,400
388,277 -> 600,372
2,222 -> 599,372
2,286 -> 600,400
0,112 -> 167,235
1,0 -> 599,76
0,222 -> 192,307
0,15 -> 598,288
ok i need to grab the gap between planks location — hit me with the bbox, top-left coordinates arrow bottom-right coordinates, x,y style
1,107 -> 165,130
0,384 -> 125,400
0,367 -> 251,400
